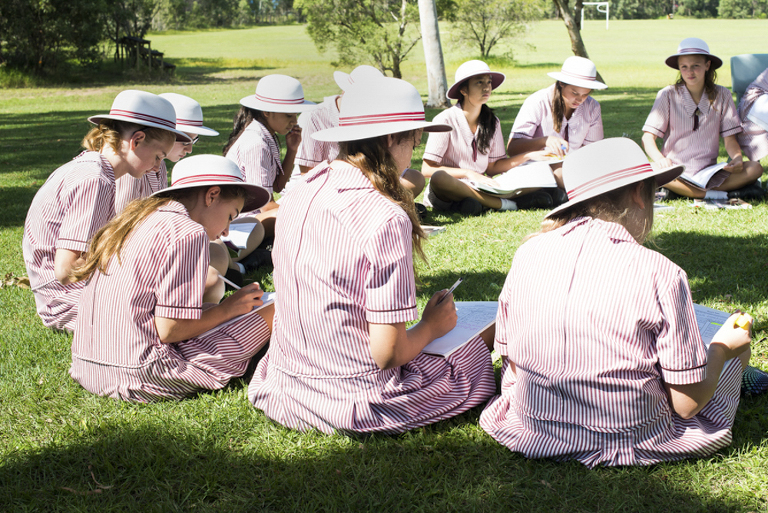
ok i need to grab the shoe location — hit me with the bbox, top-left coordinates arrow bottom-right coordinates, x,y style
656,187 -> 680,201
727,182 -> 765,200
742,365 -> 768,396
546,188 -> 569,207
516,191 -> 554,210
240,247 -> 273,273
451,197 -> 484,216
415,202 -> 427,221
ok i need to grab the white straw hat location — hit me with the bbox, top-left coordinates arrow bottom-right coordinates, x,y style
88,90 -> 192,142
333,65 -> 385,92
665,37 -> 722,70
546,138 -> 684,218
152,154 -> 270,212
447,60 -> 506,100
159,93 -> 219,137
747,94 -> 768,131
239,74 -> 316,113
547,56 -> 607,90
312,77 -> 451,142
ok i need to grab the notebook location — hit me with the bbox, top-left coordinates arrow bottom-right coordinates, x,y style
421,301 -> 498,357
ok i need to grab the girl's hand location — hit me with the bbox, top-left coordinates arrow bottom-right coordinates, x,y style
710,312 -> 752,360
220,282 -> 264,317
421,290 -> 458,341
468,170 -> 497,185
652,157 -> 675,170
285,125 -> 302,152
723,155 -> 744,174
527,150 -> 556,162
545,136 -> 569,157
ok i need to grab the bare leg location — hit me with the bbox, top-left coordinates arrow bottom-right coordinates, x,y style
255,208 -> 278,242
429,170 -> 503,209
256,302 -> 275,333
401,168 -> 426,198
224,217 -> 266,263
714,161 -> 764,191
479,323 -> 496,351
203,266 -> 225,304
663,178 -> 706,198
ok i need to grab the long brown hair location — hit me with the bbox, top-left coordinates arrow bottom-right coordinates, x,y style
223,106 -> 270,155
675,60 -> 718,105
338,131 -> 426,261
71,185 -> 247,283
82,119 -> 175,153
551,81 -> 568,133
456,80 -> 497,155
532,176 -> 656,244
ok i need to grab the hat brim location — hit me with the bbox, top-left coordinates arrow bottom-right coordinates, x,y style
88,115 -> 193,142
333,71 -> 351,91
239,96 -> 316,113
547,72 -> 607,90
177,124 -> 219,137
446,71 -> 506,100
545,163 -> 685,219
665,53 -> 722,70
312,120 -> 452,143
151,180 -> 270,213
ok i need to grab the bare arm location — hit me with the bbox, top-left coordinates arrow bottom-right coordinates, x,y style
421,159 -> 497,185
369,290 -> 458,370
55,248 -> 85,285
507,135 -> 568,158
722,135 -> 745,173
641,131 -> 675,169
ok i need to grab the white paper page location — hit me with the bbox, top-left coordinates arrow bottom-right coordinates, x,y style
421,301 -> 498,357
693,303 -> 730,347
220,222 -> 258,250
197,291 -> 276,338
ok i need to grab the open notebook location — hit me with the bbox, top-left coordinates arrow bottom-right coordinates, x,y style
421,301 -> 498,358
468,161 -> 557,197
197,291 -> 276,338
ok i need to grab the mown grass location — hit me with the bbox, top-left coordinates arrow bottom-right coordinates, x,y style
1,19 -> 768,511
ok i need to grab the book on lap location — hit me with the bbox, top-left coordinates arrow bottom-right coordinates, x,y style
197,292 -> 276,338
421,301 -> 498,358
678,162 -> 727,190
468,161 -> 557,197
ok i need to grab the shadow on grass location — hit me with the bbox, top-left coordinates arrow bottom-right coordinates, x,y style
171,58 -> 275,85
0,417 -> 760,512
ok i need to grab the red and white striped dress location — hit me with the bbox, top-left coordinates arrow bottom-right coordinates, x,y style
479,217 -> 743,468
70,201 -> 270,402
509,84 -> 603,152
295,95 -> 340,169
22,151 -> 116,332
643,84 -> 742,187
736,68 -> 768,162
114,160 -> 168,213
225,119 -> 282,214
248,161 -> 495,434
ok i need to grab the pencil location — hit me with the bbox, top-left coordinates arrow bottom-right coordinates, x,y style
218,274 -> 241,290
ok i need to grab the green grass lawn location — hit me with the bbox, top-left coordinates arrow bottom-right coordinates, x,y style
2,19 -> 768,511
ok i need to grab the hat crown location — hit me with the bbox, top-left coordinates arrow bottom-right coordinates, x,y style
338,77 -> 425,128
336,65 -> 384,91
560,56 -> 597,81
109,90 -> 177,129
454,60 -> 492,83
676,37 -> 710,56
170,154 -> 245,187
159,93 -> 203,125
254,74 -> 306,105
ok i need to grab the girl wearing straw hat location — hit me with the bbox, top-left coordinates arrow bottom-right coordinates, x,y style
642,38 -> 763,200
507,56 -> 606,196
221,74 -> 316,269
115,92 -> 220,214
248,77 -> 496,434
22,90 -> 190,332
422,60 -> 554,215
480,137 -> 753,467
69,155 -> 273,402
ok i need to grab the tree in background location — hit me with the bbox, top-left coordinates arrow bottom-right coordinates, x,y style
718,0 -> 768,17
449,0 -> 544,58
550,0 -> 604,83
295,0 -> 421,79
675,0 -> 719,16
587,0 -> 667,19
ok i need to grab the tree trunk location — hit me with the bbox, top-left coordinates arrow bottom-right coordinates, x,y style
551,0 -> 605,84
418,0 -> 450,108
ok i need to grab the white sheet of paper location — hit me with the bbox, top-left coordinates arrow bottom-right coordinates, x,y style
220,223 -> 258,250
197,291 -> 276,338
692,303 -> 731,347
421,301 -> 498,357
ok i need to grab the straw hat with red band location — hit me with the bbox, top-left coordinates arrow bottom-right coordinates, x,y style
312,77 -> 451,142
546,138 -> 684,219
151,154 -> 270,212
88,90 -> 192,142
447,60 -> 506,101
547,56 -> 607,90
333,65 -> 384,92
665,37 -> 722,70
239,74 -> 316,113
159,93 -> 219,137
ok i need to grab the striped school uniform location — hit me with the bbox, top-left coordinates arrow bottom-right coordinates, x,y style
736,68 -> 768,162
643,84 -> 742,187
70,201 -> 270,402
295,95 -> 341,169
248,161 -> 495,434
479,217 -> 742,468
22,151 -> 116,332
114,160 -> 168,213
225,119 -> 282,214
509,84 -> 603,152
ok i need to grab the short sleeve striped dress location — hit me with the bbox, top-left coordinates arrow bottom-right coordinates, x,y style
69,201 -> 270,402
248,161 -> 495,434
294,95 -> 341,169
479,217 -> 743,467
114,160 -> 168,214
736,68 -> 768,162
22,151 -> 116,332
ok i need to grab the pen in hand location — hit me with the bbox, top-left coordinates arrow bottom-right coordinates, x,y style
218,274 -> 241,290
438,277 -> 463,304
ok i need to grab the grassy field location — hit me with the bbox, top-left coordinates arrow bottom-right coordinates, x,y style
2,19 -> 768,511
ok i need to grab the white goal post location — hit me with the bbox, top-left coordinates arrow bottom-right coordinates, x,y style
581,2 -> 610,30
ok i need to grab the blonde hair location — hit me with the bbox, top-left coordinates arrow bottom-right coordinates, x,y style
338,131 -> 426,261
531,177 -> 656,244
71,185 -> 247,283
82,120 -> 176,153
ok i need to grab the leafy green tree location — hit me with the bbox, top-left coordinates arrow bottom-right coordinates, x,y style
295,0 -> 421,78
676,0 -> 719,17
451,0 -> 544,58
718,0 -> 768,17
